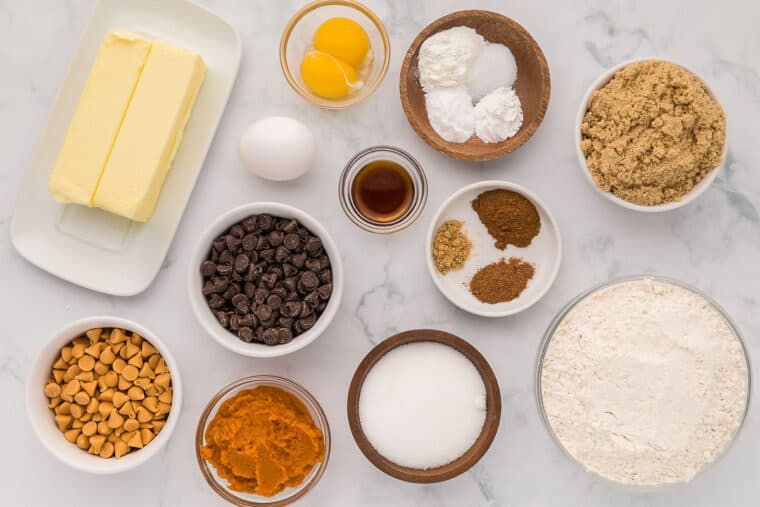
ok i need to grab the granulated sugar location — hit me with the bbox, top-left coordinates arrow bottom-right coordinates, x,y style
541,279 -> 748,486
359,341 -> 487,469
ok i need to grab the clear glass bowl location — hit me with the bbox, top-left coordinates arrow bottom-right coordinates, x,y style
280,0 -> 390,109
338,145 -> 428,234
535,275 -> 752,491
196,376 -> 331,506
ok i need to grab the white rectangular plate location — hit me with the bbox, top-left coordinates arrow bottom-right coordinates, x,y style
10,0 -> 241,296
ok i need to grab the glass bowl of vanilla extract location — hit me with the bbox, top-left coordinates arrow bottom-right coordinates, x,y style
339,145 -> 427,233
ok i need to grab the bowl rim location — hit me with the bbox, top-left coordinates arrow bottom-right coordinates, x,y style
187,202 -> 344,358
195,375 -> 331,506
425,180 -> 562,317
279,0 -> 391,110
574,57 -> 727,212
399,9 -> 551,161
25,315 -> 183,474
347,329 -> 501,483
534,275 -> 753,491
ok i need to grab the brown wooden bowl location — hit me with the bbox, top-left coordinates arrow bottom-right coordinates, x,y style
347,329 -> 501,483
399,10 -> 551,161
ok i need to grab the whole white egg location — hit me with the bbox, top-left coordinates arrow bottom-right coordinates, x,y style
238,116 -> 316,181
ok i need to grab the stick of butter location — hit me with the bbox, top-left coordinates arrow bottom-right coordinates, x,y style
48,31 -> 151,205
93,40 -> 206,222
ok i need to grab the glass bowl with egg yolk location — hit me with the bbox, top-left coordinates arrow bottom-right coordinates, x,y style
280,0 -> 390,109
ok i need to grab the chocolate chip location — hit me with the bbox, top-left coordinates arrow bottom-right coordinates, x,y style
266,294 -> 282,311
255,236 -> 270,251
242,216 -> 258,233
216,311 -> 229,328
277,317 -> 294,329
298,314 -> 316,331
255,304 -> 273,321
282,277 -> 297,292
319,255 -> 330,270
254,288 -> 269,305
317,301 -> 327,312
231,271 -> 243,283
268,230 -> 284,247
218,250 -> 233,266
226,235 -> 242,252
283,263 -> 298,277
261,273 -> 277,288
275,246 -> 290,263
282,219 -> 298,233
229,314 -> 241,331
211,277 -> 228,293
230,224 -> 245,239
319,269 -> 332,284
262,328 -> 278,345
271,285 -> 288,300
213,237 -> 226,252
300,271 -> 319,291
291,253 -> 307,268
260,249 -> 275,263
267,265 -> 284,280
234,254 -> 250,273
283,234 -> 301,251
202,281 -> 216,296
317,284 -> 332,300
305,258 -> 322,273
304,237 -> 322,255
300,301 -> 314,317
303,291 -> 320,308
275,327 -> 293,344
242,234 -> 256,251
216,264 -> 233,276
244,282 -> 256,299
245,264 -> 262,283
239,327 -> 254,342
281,301 -> 302,318
208,294 -> 225,309
257,214 -> 274,231
232,294 -> 250,313
200,260 -> 217,277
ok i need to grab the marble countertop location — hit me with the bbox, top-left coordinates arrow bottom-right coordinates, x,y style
2,0 -> 758,505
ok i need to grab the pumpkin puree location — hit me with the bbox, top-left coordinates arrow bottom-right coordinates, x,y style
200,386 -> 325,496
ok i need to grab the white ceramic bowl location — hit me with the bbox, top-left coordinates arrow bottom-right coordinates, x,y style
26,316 -> 183,474
574,57 -> 726,212
189,202 -> 344,358
426,180 -> 562,317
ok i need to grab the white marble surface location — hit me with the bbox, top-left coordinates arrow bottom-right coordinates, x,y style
2,0 -> 759,505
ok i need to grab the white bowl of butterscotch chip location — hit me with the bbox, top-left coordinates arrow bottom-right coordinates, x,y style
26,316 -> 182,474
575,57 -> 727,212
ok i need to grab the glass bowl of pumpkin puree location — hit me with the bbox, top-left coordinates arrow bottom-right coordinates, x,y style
196,376 -> 331,506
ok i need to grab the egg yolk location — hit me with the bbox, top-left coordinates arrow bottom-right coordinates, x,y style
300,51 -> 358,99
313,17 -> 370,67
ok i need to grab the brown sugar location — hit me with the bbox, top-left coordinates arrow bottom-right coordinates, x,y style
200,386 -> 324,496
581,60 -> 726,206
471,189 -> 541,250
469,257 -> 534,304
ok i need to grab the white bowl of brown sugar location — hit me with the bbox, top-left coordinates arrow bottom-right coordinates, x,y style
575,57 -> 727,212
425,180 -> 561,317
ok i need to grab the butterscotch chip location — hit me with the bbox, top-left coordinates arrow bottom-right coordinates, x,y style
70,404 -> 84,419
78,355 -> 95,372
61,346 -> 73,363
65,366 -> 81,381
72,420 -> 84,429
89,434 -> 106,452
119,401 -> 136,418
64,429 -> 81,443
118,376 -> 132,391
44,383 -> 61,398
131,333 -> 144,346
112,358 -> 126,375
136,407 -> 153,423
159,390 -> 172,404
124,418 -> 139,432
86,329 -> 101,343
100,346 -> 115,365
82,421 -> 97,437
109,328 -> 128,344
99,441 -> 115,459
128,354 -> 143,369
99,388 -> 115,403
143,396 -> 159,413
124,342 -> 140,359
75,371 -> 94,382
85,342 -> 102,358
98,401 -> 113,418
141,342 -> 157,357
63,380 -> 81,397
53,370 -> 65,384
112,391 -> 129,408
154,373 -> 171,390
121,365 -> 139,382
134,378 -> 151,390
108,411 -> 124,429
127,431 -> 143,449
80,412 -> 92,423
140,429 -> 154,446
114,441 -> 129,459
94,361 -> 108,376
76,434 -> 89,450
72,343 -> 85,359
48,396 -> 62,409
97,421 -> 111,436
55,414 -> 72,431
86,397 -> 99,414
128,386 -> 145,401
74,391 -> 90,406
53,357 -> 67,370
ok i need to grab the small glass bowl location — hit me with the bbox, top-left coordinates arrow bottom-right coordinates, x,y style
535,275 -> 752,491
339,145 -> 428,234
196,376 -> 331,506
280,0 -> 390,109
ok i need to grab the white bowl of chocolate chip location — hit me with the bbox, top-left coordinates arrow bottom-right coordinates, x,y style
189,202 -> 344,358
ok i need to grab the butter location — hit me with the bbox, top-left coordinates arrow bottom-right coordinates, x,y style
93,41 -> 205,222
48,31 -> 151,205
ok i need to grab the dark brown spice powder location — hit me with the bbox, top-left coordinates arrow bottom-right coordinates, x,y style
469,257 -> 534,304
471,189 -> 541,250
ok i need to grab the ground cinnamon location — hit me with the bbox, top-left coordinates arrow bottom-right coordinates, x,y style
471,190 -> 540,249
469,257 -> 534,304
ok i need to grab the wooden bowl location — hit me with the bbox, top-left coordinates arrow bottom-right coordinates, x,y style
347,329 -> 501,483
399,10 -> 551,161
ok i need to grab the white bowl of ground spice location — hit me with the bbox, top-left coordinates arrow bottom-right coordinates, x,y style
575,58 -> 727,212
426,180 -> 561,317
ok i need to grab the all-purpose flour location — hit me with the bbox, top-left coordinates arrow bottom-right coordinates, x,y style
540,279 -> 748,486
